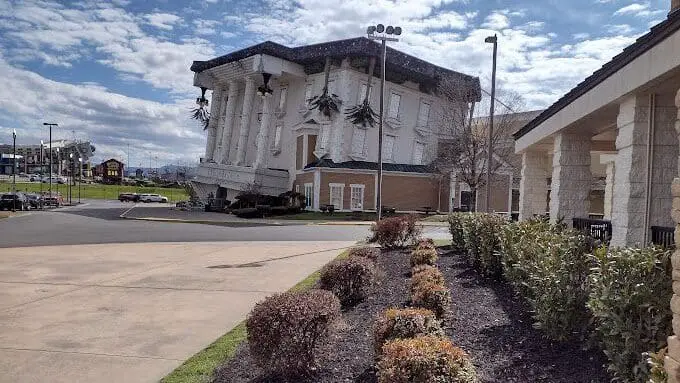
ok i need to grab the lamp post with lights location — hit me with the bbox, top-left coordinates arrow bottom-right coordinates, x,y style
43,123 -> 58,197
39,140 -> 44,197
366,23 -> 402,221
484,34 -> 498,213
78,157 -> 82,204
12,129 -> 16,212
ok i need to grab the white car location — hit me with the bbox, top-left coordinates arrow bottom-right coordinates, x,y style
139,193 -> 168,203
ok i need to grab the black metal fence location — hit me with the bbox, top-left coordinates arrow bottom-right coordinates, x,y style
651,226 -> 675,248
572,218 -> 612,243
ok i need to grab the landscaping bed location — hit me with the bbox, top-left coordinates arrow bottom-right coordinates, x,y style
213,246 -> 610,382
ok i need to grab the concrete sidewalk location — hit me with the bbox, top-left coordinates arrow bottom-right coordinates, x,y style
0,241 -> 353,383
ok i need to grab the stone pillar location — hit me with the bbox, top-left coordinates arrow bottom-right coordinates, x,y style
218,81 -> 239,164
204,88 -> 223,162
600,154 -> 616,220
611,94 -> 649,247
235,76 -> 256,166
549,132 -> 592,224
253,93 -> 273,169
211,88 -> 228,161
650,94 -> 679,228
666,89 -> 680,383
518,151 -> 549,221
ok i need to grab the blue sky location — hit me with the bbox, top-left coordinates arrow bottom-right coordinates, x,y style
0,0 -> 671,165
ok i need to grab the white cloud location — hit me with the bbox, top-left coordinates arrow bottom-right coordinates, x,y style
613,2 -> 664,17
144,12 -> 182,30
605,23 -> 634,34
193,19 -> 220,35
482,12 -> 510,29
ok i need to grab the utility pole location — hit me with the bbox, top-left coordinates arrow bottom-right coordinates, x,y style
484,34 -> 498,213
12,129 -> 16,212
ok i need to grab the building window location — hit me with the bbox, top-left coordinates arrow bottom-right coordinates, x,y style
329,183 -> 344,210
358,83 -> 373,102
304,183 -> 314,209
271,125 -> 283,153
413,141 -> 425,165
278,87 -> 288,110
382,135 -> 396,161
350,184 -> 365,211
417,101 -> 430,127
351,127 -> 367,155
320,125 -> 331,149
305,84 -> 313,105
388,92 -> 401,119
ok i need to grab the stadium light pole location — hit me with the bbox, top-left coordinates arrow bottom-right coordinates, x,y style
43,123 -> 58,197
367,23 -> 402,221
484,34 -> 498,213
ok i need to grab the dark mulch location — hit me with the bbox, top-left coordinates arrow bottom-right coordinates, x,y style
213,248 -> 610,383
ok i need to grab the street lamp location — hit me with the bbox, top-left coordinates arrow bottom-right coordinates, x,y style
43,123 -> 58,197
69,153 -> 73,205
12,129 -> 16,212
367,23 -> 402,221
484,34 -> 498,213
78,157 -> 82,204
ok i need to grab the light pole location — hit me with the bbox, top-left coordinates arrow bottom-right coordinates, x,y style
69,153 -> 73,205
367,23 -> 402,221
43,123 -> 58,197
78,157 -> 82,204
39,140 -> 43,199
485,34 -> 498,213
12,129 -> 16,212
56,147 -> 60,198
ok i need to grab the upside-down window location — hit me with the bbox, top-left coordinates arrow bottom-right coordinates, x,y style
417,101 -> 430,127
413,141 -> 425,165
304,84 -> 313,105
304,183 -> 314,209
358,83 -> 373,103
350,184 -> 365,211
388,92 -> 401,120
329,183 -> 344,210
382,135 -> 396,161
271,125 -> 283,154
351,127 -> 367,156
278,87 -> 288,110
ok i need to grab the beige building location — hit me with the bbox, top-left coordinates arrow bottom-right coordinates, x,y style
512,1 -> 680,377
190,38 -> 482,212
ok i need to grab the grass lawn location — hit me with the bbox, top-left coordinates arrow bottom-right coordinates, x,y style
0,182 -> 188,202
160,249 -> 351,383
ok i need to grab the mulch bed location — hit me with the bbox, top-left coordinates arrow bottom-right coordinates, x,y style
214,248 -> 610,383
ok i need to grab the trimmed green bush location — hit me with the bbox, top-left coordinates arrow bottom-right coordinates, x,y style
412,281 -> 452,319
411,264 -> 438,276
246,289 -> 341,378
448,213 -> 467,252
461,213 -> 506,277
319,257 -> 378,307
373,308 -> 443,353
416,238 -> 436,250
410,247 -> 438,267
347,246 -> 380,262
377,336 -> 476,383
370,215 -> 421,249
587,246 -> 672,382
411,267 -> 445,291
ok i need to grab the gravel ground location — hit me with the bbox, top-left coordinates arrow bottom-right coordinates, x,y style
213,248 -> 610,383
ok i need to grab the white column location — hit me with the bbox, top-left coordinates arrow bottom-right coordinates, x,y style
218,81 -> 239,164
611,94 -> 649,246
254,93 -> 273,169
329,62 -> 350,162
235,76 -> 256,166
518,151 -> 549,221
211,88 -> 228,161
666,87 -> 680,383
204,88 -> 223,162
600,156 -> 615,220
549,132 -> 592,224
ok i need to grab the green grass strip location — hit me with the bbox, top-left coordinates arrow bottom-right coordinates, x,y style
161,249 -> 351,383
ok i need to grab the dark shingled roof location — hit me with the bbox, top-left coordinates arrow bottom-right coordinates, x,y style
191,37 -> 481,101
514,10 -> 680,140
305,158 -> 436,174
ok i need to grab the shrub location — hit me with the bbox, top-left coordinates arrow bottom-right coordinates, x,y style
461,213 -> 506,277
412,264 -> 438,276
410,247 -> 438,267
347,246 -> 380,262
416,238 -> 436,250
377,336 -> 476,383
246,290 -> 341,378
448,213 -> 467,252
587,246 -> 672,382
319,257 -> 378,307
373,308 -> 443,353
412,281 -> 452,318
411,267 -> 445,291
370,215 -> 421,249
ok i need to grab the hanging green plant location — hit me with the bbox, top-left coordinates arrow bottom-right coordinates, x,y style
308,57 -> 341,118
345,99 -> 378,127
191,87 -> 210,130
345,56 -> 377,127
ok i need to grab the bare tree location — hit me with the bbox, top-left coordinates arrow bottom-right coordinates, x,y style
435,77 -> 525,212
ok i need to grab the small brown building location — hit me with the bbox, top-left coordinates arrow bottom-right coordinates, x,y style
95,159 -> 124,184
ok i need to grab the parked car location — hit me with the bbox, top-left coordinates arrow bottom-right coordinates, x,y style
42,196 -> 61,207
118,193 -> 140,202
0,193 -> 28,211
25,193 -> 41,209
29,174 -> 41,182
41,176 -> 65,184
139,193 -> 168,203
